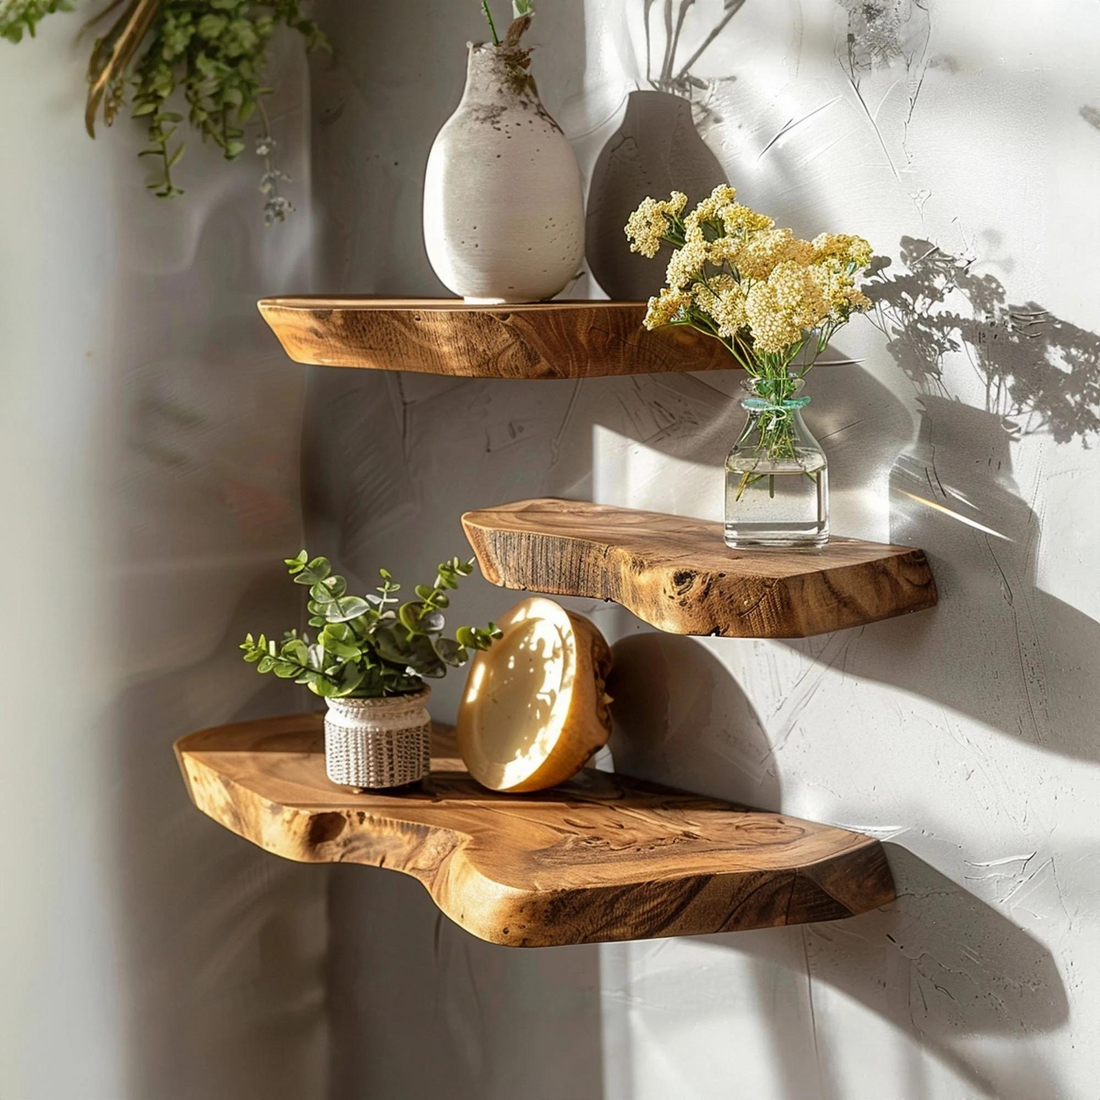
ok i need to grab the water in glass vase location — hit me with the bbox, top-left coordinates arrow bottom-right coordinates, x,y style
724,450 -> 829,548
724,387 -> 829,549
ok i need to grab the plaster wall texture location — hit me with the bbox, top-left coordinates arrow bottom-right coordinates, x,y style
307,2 -> 1100,1098
0,28 -> 327,1100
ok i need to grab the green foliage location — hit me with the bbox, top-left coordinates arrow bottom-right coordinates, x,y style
0,0 -> 72,43
128,0 -> 328,202
241,552 -> 502,700
3,0 -> 327,217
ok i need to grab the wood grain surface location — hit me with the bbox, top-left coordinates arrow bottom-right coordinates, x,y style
176,714 -> 896,947
257,296 -> 736,378
463,498 -> 938,638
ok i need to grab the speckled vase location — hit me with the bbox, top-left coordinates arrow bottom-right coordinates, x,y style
323,687 -> 432,790
423,39 -> 584,304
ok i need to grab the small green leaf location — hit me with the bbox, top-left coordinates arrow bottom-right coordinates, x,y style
197,12 -> 227,37
398,602 -> 424,635
320,623 -> 360,659
293,556 -> 331,585
333,662 -> 366,697
433,636 -> 466,667
311,674 -> 341,698
310,581 -> 335,605
372,625 -> 414,664
323,595 -> 370,623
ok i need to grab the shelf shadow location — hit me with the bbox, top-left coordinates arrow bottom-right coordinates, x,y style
608,631 -> 779,811
697,844 -> 1069,1099
605,626 -> 1069,1097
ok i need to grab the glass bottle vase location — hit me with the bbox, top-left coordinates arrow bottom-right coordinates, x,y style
724,377 -> 829,549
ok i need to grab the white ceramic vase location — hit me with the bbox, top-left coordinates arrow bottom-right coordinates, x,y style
423,40 -> 584,304
324,686 -> 432,790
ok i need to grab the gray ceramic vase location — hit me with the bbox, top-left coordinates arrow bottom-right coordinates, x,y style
586,90 -> 727,300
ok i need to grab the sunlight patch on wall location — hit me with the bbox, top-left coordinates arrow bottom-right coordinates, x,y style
592,424 -> 722,519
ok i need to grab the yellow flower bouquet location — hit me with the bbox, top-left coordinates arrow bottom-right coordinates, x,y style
624,184 -> 875,548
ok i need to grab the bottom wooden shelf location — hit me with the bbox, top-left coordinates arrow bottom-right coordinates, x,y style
176,714 -> 895,947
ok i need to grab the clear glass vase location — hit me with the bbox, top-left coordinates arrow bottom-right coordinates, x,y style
724,376 -> 829,549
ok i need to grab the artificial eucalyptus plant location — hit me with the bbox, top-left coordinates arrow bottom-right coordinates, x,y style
1,0 -> 327,222
241,552 -> 502,699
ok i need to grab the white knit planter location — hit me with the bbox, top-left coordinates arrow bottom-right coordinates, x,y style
324,687 -> 432,790
423,40 -> 584,304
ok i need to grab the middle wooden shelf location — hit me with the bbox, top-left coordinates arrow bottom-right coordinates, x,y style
463,498 -> 938,638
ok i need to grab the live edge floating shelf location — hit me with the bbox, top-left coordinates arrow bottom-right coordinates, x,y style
463,499 -> 937,638
258,297 -> 734,379
176,715 -> 895,947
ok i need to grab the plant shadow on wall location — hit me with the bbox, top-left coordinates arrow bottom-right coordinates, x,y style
784,236 -> 1100,764
608,636 -> 1068,1100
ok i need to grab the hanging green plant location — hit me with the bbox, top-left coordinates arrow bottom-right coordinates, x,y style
1,0 -> 328,222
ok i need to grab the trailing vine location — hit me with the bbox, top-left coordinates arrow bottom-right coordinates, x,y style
1,0 -> 328,220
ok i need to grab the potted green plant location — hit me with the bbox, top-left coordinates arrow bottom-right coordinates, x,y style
241,552 -> 500,789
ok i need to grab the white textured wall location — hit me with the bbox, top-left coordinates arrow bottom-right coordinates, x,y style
307,1 -> 1099,1097
0,26 -> 327,1100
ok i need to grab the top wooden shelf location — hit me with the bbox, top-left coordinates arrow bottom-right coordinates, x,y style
257,297 -> 734,379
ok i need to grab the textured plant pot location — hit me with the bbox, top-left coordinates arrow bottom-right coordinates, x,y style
423,41 -> 584,303
586,90 -> 726,300
324,686 -> 432,790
